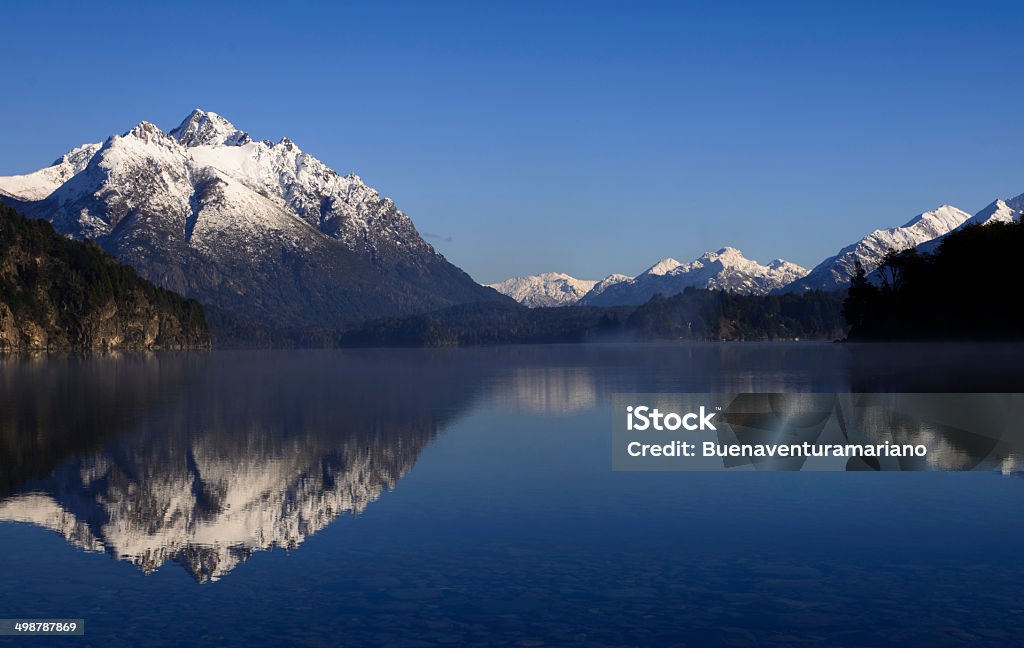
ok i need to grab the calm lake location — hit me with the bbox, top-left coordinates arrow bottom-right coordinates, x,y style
1,343 -> 1023,647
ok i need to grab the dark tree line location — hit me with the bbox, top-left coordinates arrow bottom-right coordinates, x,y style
339,289 -> 848,347
844,219 -> 1024,340
625,288 -> 847,341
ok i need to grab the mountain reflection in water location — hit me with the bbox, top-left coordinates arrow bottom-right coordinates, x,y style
0,350 -> 482,581
1,343 -> 1023,582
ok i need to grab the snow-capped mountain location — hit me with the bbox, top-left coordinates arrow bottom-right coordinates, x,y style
578,247 -> 807,306
915,194 -> 1023,255
0,110 -> 507,330
964,197 -> 1022,227
486,271 -> 636,308
586,273 -> 633,299
778,205 -> 970,293
487,272 -> 598,307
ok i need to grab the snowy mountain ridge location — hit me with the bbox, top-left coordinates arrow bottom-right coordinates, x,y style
487,272 -> 598,307
577,247 -> 808,307
777,204 -> 971,293
491,248 -> 807,307
5,111 -> 431,255
914,198 -> 1022,255
0,142 -> 102,202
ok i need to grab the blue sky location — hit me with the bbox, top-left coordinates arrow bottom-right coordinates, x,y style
2,1 -> 1022,282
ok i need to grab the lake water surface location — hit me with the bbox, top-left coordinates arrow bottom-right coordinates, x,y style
1,343 -> 1023,646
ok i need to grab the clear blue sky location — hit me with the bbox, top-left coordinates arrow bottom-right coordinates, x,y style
2,1 -> 1022,283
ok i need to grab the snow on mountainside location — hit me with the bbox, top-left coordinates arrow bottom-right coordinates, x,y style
587,273 -> 633,298
487,272 -> 598,307
914,195 -> 1023,255
0,142 -> 102,201
645,258 -> 685,276
0,110 -> 507,330
964,198 -> 1021,227
579,247 -> 807,306
779,205 -> 970,293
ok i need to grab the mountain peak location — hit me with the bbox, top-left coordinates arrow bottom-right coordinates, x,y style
644,258 -> 683,276
170,109 -> 251,147
123,121 -> 177,147
706,246 -> 745,261
768,258 -> 800,270
126,120 -> 162,136
899,204 -> 971,229
965,199 -> 1018,227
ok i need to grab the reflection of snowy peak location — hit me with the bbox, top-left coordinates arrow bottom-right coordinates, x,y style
0,494 -> 104,553
0,428 -> 432,582
579,247 -> 807,306
487,272 -> 597,307
0,109 -> 505,329
779,205 -> 971,292
0,348 -> 490,583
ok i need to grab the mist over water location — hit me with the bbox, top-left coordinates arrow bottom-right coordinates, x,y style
1,343 -> 1023,646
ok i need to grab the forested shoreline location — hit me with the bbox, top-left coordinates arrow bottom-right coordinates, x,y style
336,289 -> 848,348
0,205 -> 210,351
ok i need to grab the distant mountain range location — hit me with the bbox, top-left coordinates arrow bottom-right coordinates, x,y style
0,110 -> 508,332
487,272 -> 598,307
491,197 -> 1023,307
490,248 -> 808,307
580,247 -> 807,306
